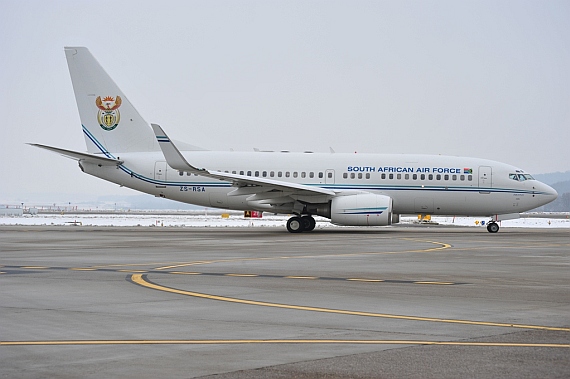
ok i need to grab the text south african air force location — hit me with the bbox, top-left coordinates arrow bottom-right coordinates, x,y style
348,166 -> 466,174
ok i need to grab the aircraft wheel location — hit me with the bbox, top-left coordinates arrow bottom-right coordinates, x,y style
487,222 -> 499,233
287,216 -> 304,233
302,216 -> 316,232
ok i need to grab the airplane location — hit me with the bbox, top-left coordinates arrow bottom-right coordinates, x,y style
31,47 -> 558,233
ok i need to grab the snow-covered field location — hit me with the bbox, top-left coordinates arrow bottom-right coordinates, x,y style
1,213 -> 569,229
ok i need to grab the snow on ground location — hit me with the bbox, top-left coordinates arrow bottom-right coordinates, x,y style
0,213 -> 568,229
405,216 -> 570,229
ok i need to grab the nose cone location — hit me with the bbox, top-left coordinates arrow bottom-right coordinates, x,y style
539,182 -> 558,204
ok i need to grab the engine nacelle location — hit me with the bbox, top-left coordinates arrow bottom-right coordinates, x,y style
330,193 -> 393,226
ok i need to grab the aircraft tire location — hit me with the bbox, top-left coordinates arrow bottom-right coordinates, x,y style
302,216 -> 316,232
287,216 -> 304,233
487,222 -> 499,233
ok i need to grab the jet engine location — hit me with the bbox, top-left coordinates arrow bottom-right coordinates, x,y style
330,193 -> 393,226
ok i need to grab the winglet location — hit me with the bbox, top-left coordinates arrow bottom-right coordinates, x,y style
151,124 -> 206,174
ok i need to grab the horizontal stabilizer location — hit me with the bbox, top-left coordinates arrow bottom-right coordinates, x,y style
29,143 -> 123,166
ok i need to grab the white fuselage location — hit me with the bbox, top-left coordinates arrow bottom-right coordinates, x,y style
80,150 -> 557,217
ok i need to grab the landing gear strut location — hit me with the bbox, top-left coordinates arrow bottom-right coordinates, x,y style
286,215 -> 316,233
486,222 -> 499,233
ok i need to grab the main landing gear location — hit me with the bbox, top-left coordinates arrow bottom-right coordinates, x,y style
286,215 -> 316,233
486,222 -> 500,233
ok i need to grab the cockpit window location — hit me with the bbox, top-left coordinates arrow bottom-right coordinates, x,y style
510,173 -> 534,181
519,174 -> 535,181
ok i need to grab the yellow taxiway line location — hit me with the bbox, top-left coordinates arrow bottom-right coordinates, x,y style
154,239 -> 452,270
1,339 -> 568,348
131,274 -> 570,332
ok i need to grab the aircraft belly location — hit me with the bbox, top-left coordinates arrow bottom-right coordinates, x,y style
390,191 -> 458,214
389,190 -> 518,216
210,188 -> 247,209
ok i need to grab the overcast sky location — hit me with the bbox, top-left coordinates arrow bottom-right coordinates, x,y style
1,0 -> 569,205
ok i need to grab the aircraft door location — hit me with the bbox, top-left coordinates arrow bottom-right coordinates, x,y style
154,161 -> 168,182
478,166 -> 492,189
325,169 -> 335,184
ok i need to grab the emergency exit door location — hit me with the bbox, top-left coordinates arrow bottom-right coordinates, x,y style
325,169 -> 335,184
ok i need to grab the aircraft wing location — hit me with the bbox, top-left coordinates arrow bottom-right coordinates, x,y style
29,143 -> 123,166
151,124 -> 336,199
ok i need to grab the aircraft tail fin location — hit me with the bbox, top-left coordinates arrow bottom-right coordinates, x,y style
65,47 -> 159,155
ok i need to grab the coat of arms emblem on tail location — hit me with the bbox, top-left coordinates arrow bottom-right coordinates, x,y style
96,96 -> 122,131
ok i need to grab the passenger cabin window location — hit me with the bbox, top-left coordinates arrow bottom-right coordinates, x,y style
366,173 -> 370,179
309,172 -> 314,178
351,173 -> 355,179
328,172 -> 333,179
343,173 -> 348,179
247,171 -> 252,176
285,172 -> 290,178
319,172 -> 324,179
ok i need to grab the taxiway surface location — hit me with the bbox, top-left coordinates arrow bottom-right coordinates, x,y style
1,226 -> 569,378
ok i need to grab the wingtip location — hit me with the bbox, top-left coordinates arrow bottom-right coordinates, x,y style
150,123 -> 163,135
